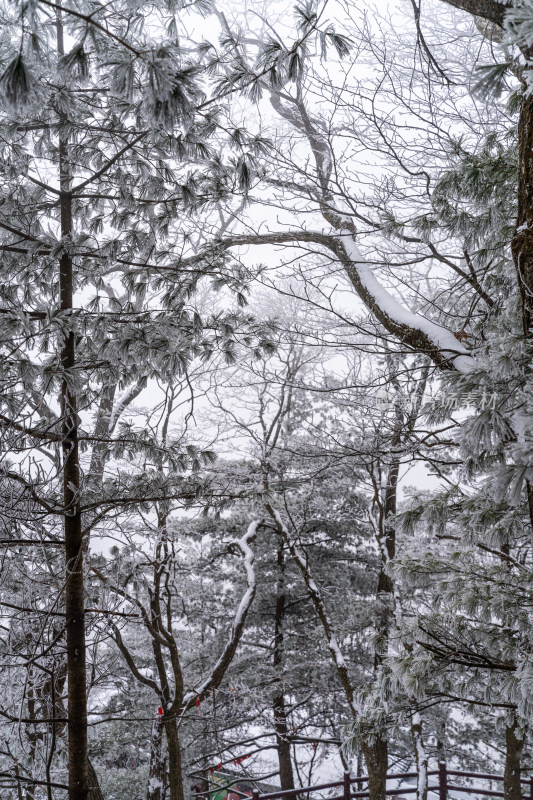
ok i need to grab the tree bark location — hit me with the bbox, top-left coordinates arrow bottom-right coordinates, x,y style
438,0 -> 507,27
504,719 -> 524,800
411,713 -> 428,800
60,142 -> 89,800
361,739 -> 388,800
87,760 -> 105,800
511,91 -> 533,337
148,719 -> 166,800
362,452 -> 401,800
56,9 -> 89,800
165,717 -> 185,800
273,534 -> 296,792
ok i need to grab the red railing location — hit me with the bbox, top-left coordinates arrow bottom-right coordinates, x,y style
249,763 -> 532,800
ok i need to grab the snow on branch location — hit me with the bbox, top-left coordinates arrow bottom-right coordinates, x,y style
109,381 -> 145,435
343,238 -> 474,372
197,229 -> 475,372
180,519 -> 261,713
263,83 -> 477,372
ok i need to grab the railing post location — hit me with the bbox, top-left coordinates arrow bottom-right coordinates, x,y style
252,789 -> 260,800
344,771 -> 351,800
529,774 -> 533,800
439,762 -> 447,800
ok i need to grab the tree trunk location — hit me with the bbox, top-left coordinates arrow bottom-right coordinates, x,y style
411,712 -> 428,800
273,534 -> 296,791
25,676 -> 37,800
361,739 -> 388,800
61,147 -> 89,800
87,384 -> 117,491
273,692 -> 295,791
512,91 -> 533,337
87,760 -> 105,800
148,720 -> 166,800
504,719 -> 524,800
165,717 -> 185,800
56,10 -> 88,800
362,454 -> 399,800
269,506 -> 386,800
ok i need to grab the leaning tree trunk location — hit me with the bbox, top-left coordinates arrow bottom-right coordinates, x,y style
165,717 -> 185,800
504,718 -> 524,800
56,10 -> 89,800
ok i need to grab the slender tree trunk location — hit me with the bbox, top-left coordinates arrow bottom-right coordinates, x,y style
273,694 -> 295,789
165,718 -> 185,800
268,505 -> 386,800
87,384 -> 117,491
361,455 -> 400,800
504,719 -> 524,800
273,534 -> 296,791
148,720 -> 166,800
60,145 -> 89,800
56,11 -> 88,800
411,712 -> 428,800
26,674 -> 37,800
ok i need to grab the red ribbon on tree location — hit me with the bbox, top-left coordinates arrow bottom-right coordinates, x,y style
157,707 -> 163,716
233,755 -> 251,766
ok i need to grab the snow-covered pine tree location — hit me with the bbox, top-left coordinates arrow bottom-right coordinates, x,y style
0,2 -> 281,797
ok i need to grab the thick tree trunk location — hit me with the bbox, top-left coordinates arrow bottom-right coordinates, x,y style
361,740 -> 388,800
165,718 -> 185,800
56,11 -> 88,800
512,91 -> 533,337
273,534 -> 296,791
509,52 -> 533,540
87,760 -> 105,800
148,720 -> 166,800
504,719 -> 524,800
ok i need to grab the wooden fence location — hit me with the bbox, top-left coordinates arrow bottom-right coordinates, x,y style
247,763 -> 531,800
